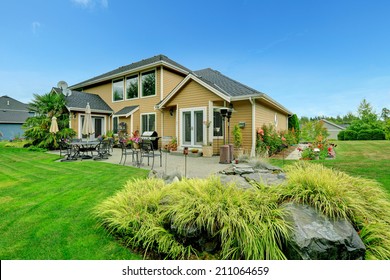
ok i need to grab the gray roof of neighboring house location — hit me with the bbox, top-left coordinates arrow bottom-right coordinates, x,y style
193,68 -> 265,98
114,105 -> 139,116
0,95 -> 32,123
0,110 -> 32,123
52,88 -> 113,113
0,95 -> 29,111
70,54 -> 191,90
320,119 -> 346,130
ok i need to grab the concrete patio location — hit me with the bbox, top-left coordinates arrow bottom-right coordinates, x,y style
51,145 -> 302,179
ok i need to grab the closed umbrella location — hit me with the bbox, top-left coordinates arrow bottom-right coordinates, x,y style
49,116 -> 59,134
82,102 -> 94,142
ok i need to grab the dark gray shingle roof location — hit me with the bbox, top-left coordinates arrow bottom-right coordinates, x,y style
55,88 -> 113,113
70,54 -> 191,89
0,95 -> 29,111
0,110 -> 32,123
0,95 -> 32,123
114,105 -> 139,116
193,68 -> 265,98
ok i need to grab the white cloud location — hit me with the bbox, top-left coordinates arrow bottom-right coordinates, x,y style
32,21 -> 41,34
71,0 -> 108,9
71,0 -> 93,8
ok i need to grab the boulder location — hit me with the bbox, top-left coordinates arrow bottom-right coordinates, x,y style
283,203 -> 366,260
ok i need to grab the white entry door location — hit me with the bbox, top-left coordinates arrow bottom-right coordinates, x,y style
181,108 -> 205,147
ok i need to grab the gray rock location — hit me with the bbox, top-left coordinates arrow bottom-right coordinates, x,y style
242,172 -> 286,186
218,174 -> 253,189
171,176 -> 180,183
283,203 -> 366,260
233,166 -> 255,175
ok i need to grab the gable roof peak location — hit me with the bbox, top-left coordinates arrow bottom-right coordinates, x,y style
70,54 -> 190,90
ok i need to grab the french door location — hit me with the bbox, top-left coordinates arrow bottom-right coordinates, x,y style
181,108 -> 205,147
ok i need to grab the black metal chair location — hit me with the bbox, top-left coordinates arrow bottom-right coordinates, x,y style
119,141 -> 137,165
93,139 -> 110,160
59,139 -> 71,157
139,140 -> 162,170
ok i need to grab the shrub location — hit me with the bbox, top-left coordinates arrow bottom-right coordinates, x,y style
337,130 -> 345,140
95,177 -> 290,260
357,129 -> 372,140
371,129 -> 386,140
343,130 -> 357,140
279,162 -> 390,259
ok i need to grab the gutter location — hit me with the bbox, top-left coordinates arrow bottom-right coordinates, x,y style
249,97 -> 256,157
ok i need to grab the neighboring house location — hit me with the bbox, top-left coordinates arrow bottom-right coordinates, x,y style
0,95 -> 33,140
321,119 -> 346,139
54,54 -> 292,156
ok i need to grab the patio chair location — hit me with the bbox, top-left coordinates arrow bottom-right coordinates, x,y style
93,139 -> 110,160
139,140 -> 162,170
59,139 -> 77,161
59,139 -> 71,157
119,141 -> 137,165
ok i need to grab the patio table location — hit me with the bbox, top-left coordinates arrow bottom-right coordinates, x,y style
64,141 -> 100,160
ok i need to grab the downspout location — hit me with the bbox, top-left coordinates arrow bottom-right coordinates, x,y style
249,97 -> 256,157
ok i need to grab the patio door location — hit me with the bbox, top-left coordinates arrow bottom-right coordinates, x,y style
80,115 -> 105,139
182,108 -> 204,147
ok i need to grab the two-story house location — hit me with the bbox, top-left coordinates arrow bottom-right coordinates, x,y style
53,54 -> 292,156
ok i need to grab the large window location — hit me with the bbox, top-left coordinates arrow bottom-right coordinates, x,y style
126,75 -> 138,99
113,79 -> 124,101
213,110 -> 223,137
141,113 -> 156,133
141,70 -> 156,97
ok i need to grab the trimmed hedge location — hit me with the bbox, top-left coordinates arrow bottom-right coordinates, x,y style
339,129 -> 385,141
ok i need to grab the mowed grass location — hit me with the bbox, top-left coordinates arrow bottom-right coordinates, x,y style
271,140 -> 390,194
0,144 -> 148,259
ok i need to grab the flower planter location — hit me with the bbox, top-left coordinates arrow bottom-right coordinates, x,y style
202,146 -> 213,157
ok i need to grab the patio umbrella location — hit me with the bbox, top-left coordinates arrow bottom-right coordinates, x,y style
49,116 -> 59,134
82,102 -> 94,142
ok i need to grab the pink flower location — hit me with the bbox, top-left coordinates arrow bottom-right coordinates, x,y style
257,128 -> 264,136
281,137 -> 286,141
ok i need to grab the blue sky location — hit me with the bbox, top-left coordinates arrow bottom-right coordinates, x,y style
1,0 -> 389,118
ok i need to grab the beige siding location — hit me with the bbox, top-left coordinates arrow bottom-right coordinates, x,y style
165,80 -> 223,108
228,100 -> 253,153
164,80 -> 224,146
162,69 -> 185,98
256,100 -> 288,132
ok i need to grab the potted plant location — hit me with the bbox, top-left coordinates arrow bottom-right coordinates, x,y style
130,130 -> 141,149
233,124 -> 244,159
202,120 -> 213,157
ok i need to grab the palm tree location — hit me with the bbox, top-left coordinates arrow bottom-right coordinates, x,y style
23,92 -> 75,149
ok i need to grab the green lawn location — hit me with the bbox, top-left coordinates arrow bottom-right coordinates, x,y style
0,144 -> 148,259
271,140 -> 390,194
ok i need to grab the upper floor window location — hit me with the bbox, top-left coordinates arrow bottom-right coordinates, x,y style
126,75 -> 138,99
141,70 -> 156,97
113,79 -> 124,101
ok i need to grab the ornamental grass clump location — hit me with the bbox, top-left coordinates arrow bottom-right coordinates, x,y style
95,178 -> 195,259
280,162 -> 390,259
95,177 -> 290,260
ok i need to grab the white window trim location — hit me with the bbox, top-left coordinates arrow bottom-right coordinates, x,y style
78,114 -> 107,139
140,69 -> 157,99
112,78 -> 125,102
140,112 -> 157,133
213,106 -> 224,140
179,107 -> 207,148
125,74 -> 139,101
